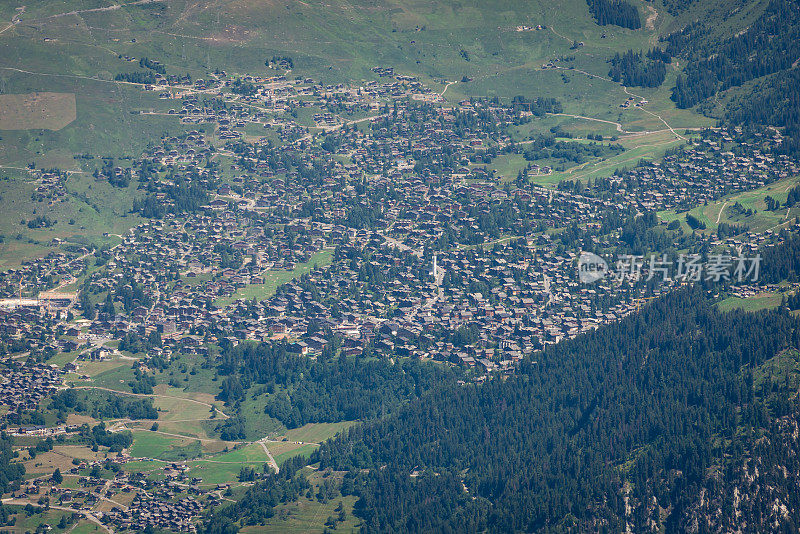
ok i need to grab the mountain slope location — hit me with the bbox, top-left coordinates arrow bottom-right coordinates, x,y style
311,281 -> 800,532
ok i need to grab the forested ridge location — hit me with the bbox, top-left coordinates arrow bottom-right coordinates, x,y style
311,287 -> 800,532
667,0 -> 800,108
664,0 -> 800,154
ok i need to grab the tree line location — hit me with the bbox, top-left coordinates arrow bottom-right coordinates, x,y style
668,0 -> 800,111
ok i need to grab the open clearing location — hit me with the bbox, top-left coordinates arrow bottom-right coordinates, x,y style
243,469 -> 360,533
270,443 -> 318,465
280,421 -> 357,443
0,92 -> 76,130
215,248 -> 334,306
716,292 -> 785,313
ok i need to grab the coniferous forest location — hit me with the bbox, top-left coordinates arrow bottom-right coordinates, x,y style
310,287 -> 800,532
667,0 -> 800,109
609,50 -> 667,88
586,0 -> 642,29
0,434 -> 24,524
665,0 -> 800,154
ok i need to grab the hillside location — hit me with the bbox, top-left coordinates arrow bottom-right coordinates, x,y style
0,0 -> 718,266
0,0 -> 708,164
1,0 -> 800,533
311,284 -> 800,532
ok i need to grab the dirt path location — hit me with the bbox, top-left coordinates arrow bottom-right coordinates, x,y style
549,112 -> 629,133
122,427 -> 239,444
715,201 -> 729,224
645,5 -> 658,31
0,66 -> 144,87
0,6 -> 24,35
767,208 -> 796,232
257,439 -> 280,475
23,0 -> 163,23
560,139 -> 681,182
549,66 -> 687,141
548,26 -> 573,43
290,113 -> 387,146
440,80 -> 457,97
72,386 -> 230,419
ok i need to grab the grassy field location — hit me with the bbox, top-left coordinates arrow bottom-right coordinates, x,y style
151,394 -> 219,422
185,457 -> 267,485
0,170 -> 143,268
0,91 -> 76,130
22,450 -> 79,477
244,469 -> 361,533
46,349 -> 81,367
128,418 -> 213,440
208,442 -> 267,462
716,292 -> 785,313
127,430 -> 209,460
215,248 -> 334,306
238,392 -> 287,441
151,355 -> 223,400
22,444 -> 109,478
271,443 -> 319,465
74,360 -> 137,391
528,130 -> 691,186
0,0 -> 714,157
74,356 -> 131,378
659,173 -> 800,233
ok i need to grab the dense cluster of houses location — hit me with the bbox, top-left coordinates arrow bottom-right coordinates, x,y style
30,169 -> 69,205
105,493 -> 202,532
0,250 -> 90,299
0,361 -> 64,416
0,62 -> 799,533
1,72 -> 797,382
12,456 -> 215,532
600,131 -> 800,213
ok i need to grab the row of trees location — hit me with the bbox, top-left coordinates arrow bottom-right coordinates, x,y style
522,135 -> 624,164
509,96 -> 563,116
50,389 -> 158,421
132,180 -> 209,219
